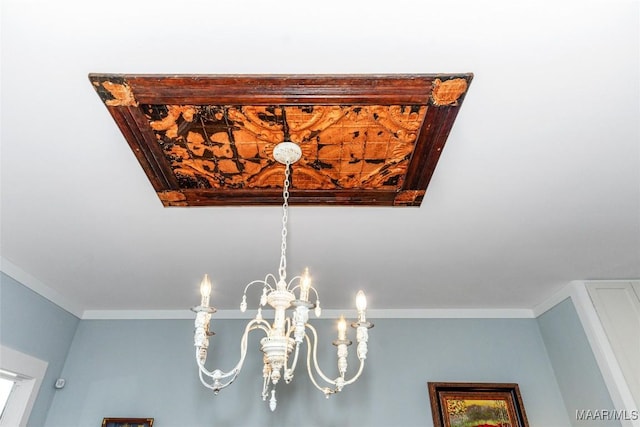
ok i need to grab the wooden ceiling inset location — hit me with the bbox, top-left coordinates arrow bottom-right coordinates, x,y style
89,74 -> 472,206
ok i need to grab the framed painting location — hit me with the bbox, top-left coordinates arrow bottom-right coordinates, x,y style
101,418 -> 154,427
428,382 -> 529,427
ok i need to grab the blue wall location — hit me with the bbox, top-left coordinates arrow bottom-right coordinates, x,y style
537,298 -> 620,426
0,272 -> 80,427
2,275 -> 620,427
45,316 -> 571,426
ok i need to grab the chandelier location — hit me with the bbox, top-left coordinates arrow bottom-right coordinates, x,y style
192,141 -> 373,411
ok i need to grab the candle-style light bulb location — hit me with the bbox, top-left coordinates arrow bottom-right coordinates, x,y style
355,290 -> 367,322
200,274 -> 212,306
337,315 -> 347,340
356,290 -> 367,311
300,267 -> 311,301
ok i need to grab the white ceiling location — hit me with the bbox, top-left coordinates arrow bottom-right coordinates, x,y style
1,0 -> 638,316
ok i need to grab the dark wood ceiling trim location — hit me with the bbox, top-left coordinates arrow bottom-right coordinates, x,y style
114,74 -> 456,105
105,106 -> 179,191
160,188 -> 399,207
89,73 -> 473,207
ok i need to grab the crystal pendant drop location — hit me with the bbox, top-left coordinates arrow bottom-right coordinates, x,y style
315,301 -> 321,317
240,295 -> 247,312
269,390 -> 277,411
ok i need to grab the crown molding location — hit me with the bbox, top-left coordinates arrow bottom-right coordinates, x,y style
80,307 -> 534,320
531,283 -> 573,318
0,257 -> 84,318
3,258 -> 590,321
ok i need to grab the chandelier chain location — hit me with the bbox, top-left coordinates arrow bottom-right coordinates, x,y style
279,161 -> 291,280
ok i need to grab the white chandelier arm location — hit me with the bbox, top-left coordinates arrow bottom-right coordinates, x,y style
196,317 -> 270,377
196,318 -> 271,392
288,280 -> 319,301
198,364 -> 225,391
196,349 -> 241,392
288,283 -> 319,301
286,276 -> 316,295
262,372 -> 269,400
242,277 -> 276,297
250,323 -> 271,336
304,323 -> 367,390
287,275 -> 301,289
279,317 -> 295,379
303,335 -> 366,397
289,281 -> 321,316
304,333 -> 335,395
284,312 -> 300,384
241,276 -> 278,311
305,323 -> 340,385
283,341 -> 301,383
338,356 -> 365,387
337,325 -> 370,386
197,360 -> 247,392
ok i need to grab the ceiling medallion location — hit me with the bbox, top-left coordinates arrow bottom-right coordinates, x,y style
192,141 -> 373,410
272,141 -> 302,164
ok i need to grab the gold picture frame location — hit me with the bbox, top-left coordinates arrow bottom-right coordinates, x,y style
428,382 -> 529,427
101,418 -> 154,427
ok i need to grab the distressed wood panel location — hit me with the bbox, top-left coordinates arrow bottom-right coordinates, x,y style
89,74 -> 472,206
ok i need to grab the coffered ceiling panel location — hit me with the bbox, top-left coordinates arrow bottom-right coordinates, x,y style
90,74 -> 472,206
